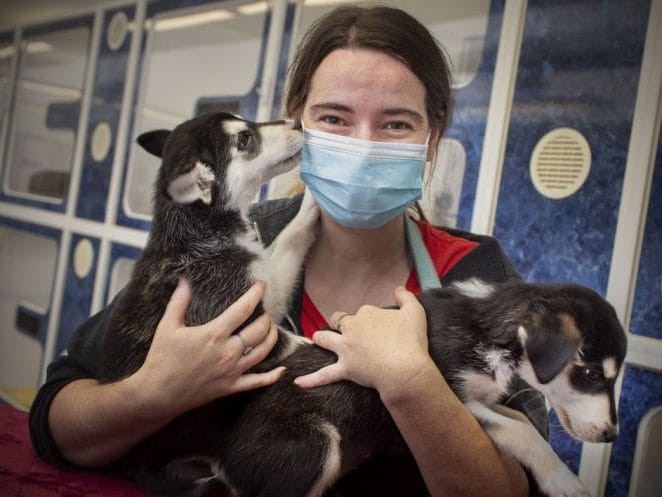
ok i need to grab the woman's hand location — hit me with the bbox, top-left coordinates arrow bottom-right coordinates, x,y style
134,278 -> 284,416
294,286 -> 433,398
49,279 -> 283,468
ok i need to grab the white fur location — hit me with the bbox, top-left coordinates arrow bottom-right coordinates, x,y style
220,118 -> 315,330
223,120 -> 303,213
260,189 -> 319,320
451,278 -> 495,299
168,162 -> 215,204
233,190 -> 319,327
306,421 -> 342,497
602,357 -> 618,379
458,349 -> 513,405
222,119 -> 249,140
460,371 -> 510,405
518,361 -> 617,442
465,401 -> 590,497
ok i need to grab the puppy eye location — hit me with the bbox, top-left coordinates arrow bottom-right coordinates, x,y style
582,367 -> 603,381
237,130 -> 252,151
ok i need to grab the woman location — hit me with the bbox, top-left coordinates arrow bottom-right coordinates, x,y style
30,6 -> 545,496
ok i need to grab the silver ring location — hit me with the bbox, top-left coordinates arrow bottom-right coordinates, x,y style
333,312 -> 350,331
237,333 -> 253,355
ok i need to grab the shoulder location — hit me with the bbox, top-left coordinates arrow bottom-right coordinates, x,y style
429,224 -> 521,285
417,220 -> 479,257
248,193 -> 303,246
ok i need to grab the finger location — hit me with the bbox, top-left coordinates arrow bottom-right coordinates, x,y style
229,366 -> 286,394
238,320 -> 279,366
394,286 -> 419,308
234,313 -> 272,352
294,363 -> 345,389
204,281 -> 266,336
329,311 -> 351,331
311,330 -> 344,352
160,277 -> 192,329
396,287 -> 427,323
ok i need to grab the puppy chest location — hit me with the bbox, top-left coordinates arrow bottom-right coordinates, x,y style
457,350 -> 514,404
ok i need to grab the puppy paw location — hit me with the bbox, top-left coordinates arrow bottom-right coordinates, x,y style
297,189 -> 320,227
287,189 -> 320,249
540,466 -> 591,497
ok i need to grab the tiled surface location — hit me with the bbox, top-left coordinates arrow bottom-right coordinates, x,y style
493,0 -> 649,294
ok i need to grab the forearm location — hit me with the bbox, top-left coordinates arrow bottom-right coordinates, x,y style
381,361 -> 529,497
48,376 -> 178,468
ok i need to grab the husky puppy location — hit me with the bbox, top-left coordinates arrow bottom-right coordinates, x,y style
215,279 -> 626,497
98,111 -> 317,492
100,112 -> 627,497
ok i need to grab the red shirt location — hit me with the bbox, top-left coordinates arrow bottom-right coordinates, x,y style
300,219 -> 478,338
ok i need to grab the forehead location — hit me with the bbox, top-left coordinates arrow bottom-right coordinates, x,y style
305,48 -> 427,117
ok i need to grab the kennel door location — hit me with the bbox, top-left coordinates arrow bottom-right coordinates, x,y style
121,1 -> 271,225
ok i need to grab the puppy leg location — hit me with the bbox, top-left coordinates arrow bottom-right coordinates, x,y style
305,420 -> 342,497
465,401 -> 590,497
262,190 -> 319,320
220,416 -> 341,497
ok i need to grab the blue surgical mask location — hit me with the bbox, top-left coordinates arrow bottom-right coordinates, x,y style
300,127 -> 428,229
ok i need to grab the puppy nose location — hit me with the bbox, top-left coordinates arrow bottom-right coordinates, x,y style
602,427 -> 618,443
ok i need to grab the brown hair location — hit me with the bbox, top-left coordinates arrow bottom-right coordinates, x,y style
285,5 -> 453,135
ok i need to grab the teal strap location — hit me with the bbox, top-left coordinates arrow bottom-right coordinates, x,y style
405,216 -> 441,292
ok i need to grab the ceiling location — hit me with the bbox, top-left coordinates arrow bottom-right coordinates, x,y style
1,0 -> 116,30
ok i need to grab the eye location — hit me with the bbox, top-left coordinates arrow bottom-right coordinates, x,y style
321,115 -> 344,126
582,367 -> 603,382
385,121 -> 412,131
237,130 -> 252,151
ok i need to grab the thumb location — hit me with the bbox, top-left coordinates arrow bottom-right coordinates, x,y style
394,286 -> 417,308
160,277 -> 192,329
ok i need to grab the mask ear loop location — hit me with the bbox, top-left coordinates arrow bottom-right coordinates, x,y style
414,131 -> 439,224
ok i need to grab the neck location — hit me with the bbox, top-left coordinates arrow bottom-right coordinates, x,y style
150,198 -> 247,248
325,211 -> 405,254
306,213 -> 410,282
304,212 -> 413,316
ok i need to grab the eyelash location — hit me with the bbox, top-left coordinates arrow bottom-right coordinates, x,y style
319,115 -> 413,131
321,115 -> 344,126
386,122 -> 412,131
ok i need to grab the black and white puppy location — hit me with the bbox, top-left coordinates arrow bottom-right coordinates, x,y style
222,279 -> 626,497
98,111 -> 318,490
100,111 -> 627,497
99,112 -> 316,382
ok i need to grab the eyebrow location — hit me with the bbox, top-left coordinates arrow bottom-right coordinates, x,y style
308,102 -> 352,113
381,107 -> 426,126
308,102 -> 426,125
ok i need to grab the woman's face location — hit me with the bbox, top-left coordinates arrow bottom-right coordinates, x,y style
302,48 -> 438,148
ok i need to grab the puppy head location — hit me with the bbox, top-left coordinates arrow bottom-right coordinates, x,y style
516,284 -> 627,443
137,112 -> 303,213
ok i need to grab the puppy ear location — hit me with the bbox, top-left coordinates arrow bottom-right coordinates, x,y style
137,129 -> 170,158
519,311 -> 582,384
167,162 -> 216,205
